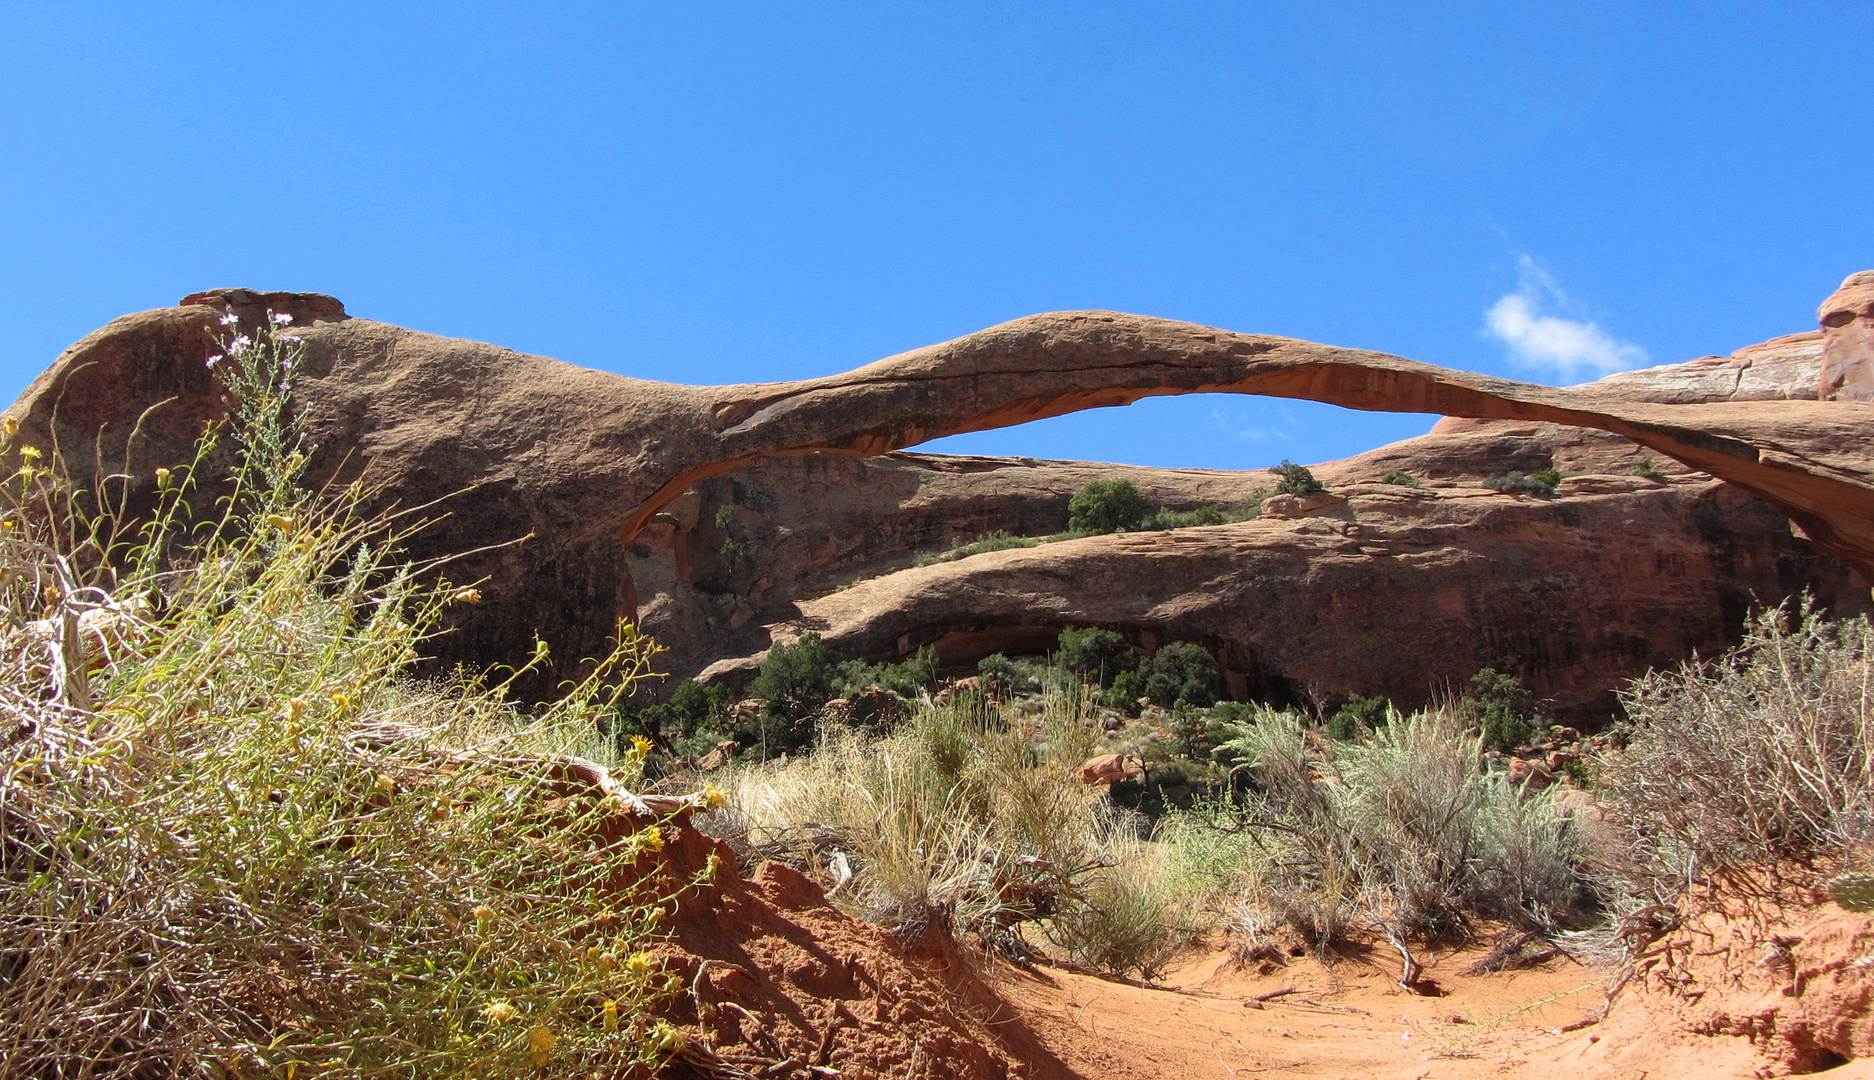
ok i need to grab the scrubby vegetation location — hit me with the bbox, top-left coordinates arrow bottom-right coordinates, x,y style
0,317 -> 693,1076
1379,469 -> 1420,486
1269,460 -> 1324,496
1485,468 -> 1563,496
912,478 -> 1270,567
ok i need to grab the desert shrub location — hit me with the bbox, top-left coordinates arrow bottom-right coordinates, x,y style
976,652 -> 1020,697
748,632 -> 838,752
717,691 -> 1194,977
1327,693 -> 1391,742
1631,456 -> 1664,481
1108,641 -> 1219,713
1210,706 -> 1587,950
912,529 -> 1043,566
1067,479 -> 1148,533
615,678 -> 731,757
1380,469 -> 1420,487
1485,470 -> 1559,497
1600,600 -> 1874,901
1270,460 -> 1325,496
1470,667 -> 1535,752
1057,626 -> 1135,686
1145,504 -> 1227,530
0,315 -> 688,1077
836,644 -> 940,703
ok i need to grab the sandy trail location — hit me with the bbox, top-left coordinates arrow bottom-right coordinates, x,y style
991,941 -> 1613,1080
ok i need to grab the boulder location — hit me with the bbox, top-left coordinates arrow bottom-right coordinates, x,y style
1079,753 -> 1146,785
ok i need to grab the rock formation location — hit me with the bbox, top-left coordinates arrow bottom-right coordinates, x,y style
1820,270 -> 1874,402
8,279 -> 1873,710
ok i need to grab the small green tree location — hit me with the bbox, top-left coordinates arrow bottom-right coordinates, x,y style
749,632 -> 839,752
977,652 -> 1019,698
1471,667 -> 1534,752
1057,626 -> 1134,686
1068,479 -> 1148,533
1270,460 -> 1325,496
1380,470 -> 1419,487
1107,641 -> 1220,713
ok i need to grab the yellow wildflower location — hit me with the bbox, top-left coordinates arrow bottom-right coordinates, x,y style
154,467 -> 171,488
286,698 -> 306,721
624,951 -> 653,976
263,513 -> 293,531
3,417 -> 16,435
636,825 -> 664,853
601,999 -> 618,1032
479,999 -> 517,1026
629,734 -> 654,756
649,1022 -> 684,1051
526,1024 -> 556,1066
700,784 -> 728,809
471,904 -> 497,929
375,774 -> 396,794
19,446 -> 40,461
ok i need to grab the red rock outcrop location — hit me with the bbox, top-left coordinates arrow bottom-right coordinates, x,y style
8,279 -> 1874,698
1820,270 -> 1874,402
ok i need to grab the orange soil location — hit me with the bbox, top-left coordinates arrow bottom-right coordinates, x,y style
635,809 -> 1874,1079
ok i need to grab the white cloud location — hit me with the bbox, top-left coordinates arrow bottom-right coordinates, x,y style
1484,257 -> 1647,378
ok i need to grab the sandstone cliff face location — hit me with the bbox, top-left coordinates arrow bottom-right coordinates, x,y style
8,280 -> 1873,710
666,421 -> 1864,725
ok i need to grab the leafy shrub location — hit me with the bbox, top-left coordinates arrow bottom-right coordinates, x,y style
1068,479 -> 1148,533
1270,460 -> 1325,496
1485,469 -> 1561,496
1327,693 -> 1391,742
615,678 -> 730,756
1380,469 -> 1420,487
748,632 -> 838,752
1631,457 -> 1664,480
1108,641 -> 1219,714
1057,626 -> 1134,686
1471,667 -> 1535,752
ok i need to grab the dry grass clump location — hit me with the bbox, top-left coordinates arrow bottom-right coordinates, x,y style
715,686 -> 1200,978
1188,706 -> 1589,957
1600,598 -> 1874,904
1,318 -> 692,1078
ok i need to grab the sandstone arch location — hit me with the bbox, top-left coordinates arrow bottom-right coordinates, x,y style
9,288 -> 1873,687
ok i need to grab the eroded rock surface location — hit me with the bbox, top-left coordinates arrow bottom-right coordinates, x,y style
8,279 -> 1874,704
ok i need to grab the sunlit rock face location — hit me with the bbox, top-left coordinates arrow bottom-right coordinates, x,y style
10,276 -> 1874,715
1819,271 -> 1874,402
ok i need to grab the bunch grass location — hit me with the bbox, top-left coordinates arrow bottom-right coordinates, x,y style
1,315 -> 690,1078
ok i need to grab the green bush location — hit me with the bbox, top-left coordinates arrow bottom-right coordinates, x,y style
1327,693 -> 1390,742
1270,460 -> 1325,497
614,678 -> 731,757
1484,470 -> 1559,497
1632,457 -> 1664,481
1068,479 -> 1148,533
1108,642 -> 1219,714
1380,469 -> 1420,487
1057,626 -> 1135,686
1471,667 -> 1535,752
748,632 -> 838,752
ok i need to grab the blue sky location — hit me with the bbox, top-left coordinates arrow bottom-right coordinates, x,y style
3,2 -> 1869,471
